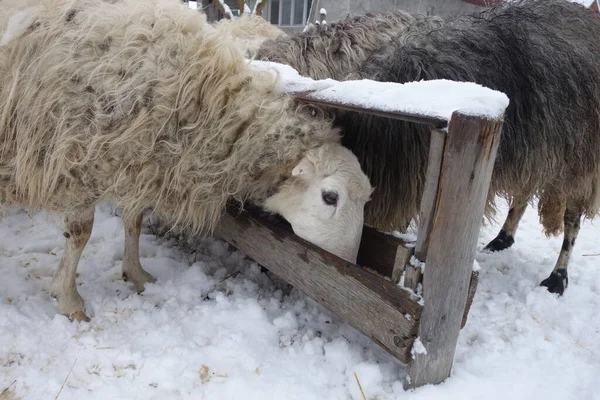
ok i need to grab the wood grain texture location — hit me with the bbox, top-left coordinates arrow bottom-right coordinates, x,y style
238,203 -> 414,280
405,112 -> 503,388
403,266 -> 422,294
461,271 -> 479,329
293,92 -> 448,128
414,129 -> 447,262
216,209 -> 422,364
357,225 -> 413,281
404,128 -> 446,293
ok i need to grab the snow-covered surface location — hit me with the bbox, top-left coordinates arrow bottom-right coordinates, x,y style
568,0 -> 596,7
250,60 -> 337,93
409,255 -> 425,273
411,337 -> 428,359
1,198 -> 599,399
251,0 -> 264,14
310,80 -> 509,120
216,0 -> 234,19
320,7 -> 327,14
250,61 -> 510,121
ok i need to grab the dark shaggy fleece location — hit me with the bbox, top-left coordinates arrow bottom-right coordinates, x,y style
254,11 -> 441,80
343,0 -> 600,234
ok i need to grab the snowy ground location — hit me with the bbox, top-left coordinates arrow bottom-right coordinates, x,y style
1,199 -> 599,400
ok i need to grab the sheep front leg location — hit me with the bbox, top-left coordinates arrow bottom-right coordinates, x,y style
540,202 -> 583,295
484,197 -> 529,252
122,212 -> 155,292
50,207 -> 95,322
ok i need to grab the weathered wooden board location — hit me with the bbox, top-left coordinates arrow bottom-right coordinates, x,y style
405,112 -> 503,388
220,204 -> 478,333
215,209 -> 422,364
404,128 -> 444,293
293,92 -> 448,128
414,128 -> 447,262
236,204 -> 415,280
357,225 -> 413,281
461,271 -> 479,329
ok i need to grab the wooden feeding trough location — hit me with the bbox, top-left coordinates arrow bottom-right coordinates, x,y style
215,64 -> 508,389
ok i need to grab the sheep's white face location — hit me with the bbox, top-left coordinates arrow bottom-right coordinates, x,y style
264,143 -> 373,264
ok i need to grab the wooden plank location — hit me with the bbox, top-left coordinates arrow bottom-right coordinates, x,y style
293,92 -> 448,128
391,248 -> 413,284
403,264 -> 422,294
240,203 -> 414,281
405,112 -> 504,389
356,225 -> 413,281
461,271 -> 479,329
414,128 -> 447,262
307,0 -> 321,24
404,128 -> 446,293
215,208 -> 422,364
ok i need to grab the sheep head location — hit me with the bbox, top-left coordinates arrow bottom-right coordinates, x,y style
264,143 -> 373,264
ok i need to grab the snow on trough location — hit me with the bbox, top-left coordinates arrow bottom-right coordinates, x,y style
250,60 -> 510,121
250,61 -> 338,93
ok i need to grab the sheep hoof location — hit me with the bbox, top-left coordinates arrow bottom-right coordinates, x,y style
484,229 -> 515,252
540,269 -> 568,295
69,310 -> 91,322
123,270 -> 156,293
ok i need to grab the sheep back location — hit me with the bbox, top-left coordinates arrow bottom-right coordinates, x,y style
254,10 -> 438,80
348,0 -> 600,234
0,0 -> 337,235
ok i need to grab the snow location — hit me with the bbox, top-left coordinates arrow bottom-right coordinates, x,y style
251,0 -> 264,15
568,0 -> 596,7
409,255 -> 425,273
1,199 -> 600,399
391,231 -> 417,243
311,79 -> 509,120
249,61 -> 510,121
411,337 -> 428,359
249,60 -> 337,93
216,0 -> 234,19
320,8 -> 327,15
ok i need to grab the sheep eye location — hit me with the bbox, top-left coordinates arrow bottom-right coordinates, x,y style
322,190 -> 338,206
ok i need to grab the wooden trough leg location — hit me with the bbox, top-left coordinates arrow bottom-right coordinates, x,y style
404,112 -> 503,389
404,128 -> 447,293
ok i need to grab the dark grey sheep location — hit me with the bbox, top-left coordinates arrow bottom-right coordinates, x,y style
254,10 -> 441,80
344,0 -> 600,294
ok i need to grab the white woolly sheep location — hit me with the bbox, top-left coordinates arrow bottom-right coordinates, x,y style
212,13 -> 286,58
0,0 -> 372,321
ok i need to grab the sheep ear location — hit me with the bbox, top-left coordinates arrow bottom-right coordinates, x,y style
292,158 -> 315,180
